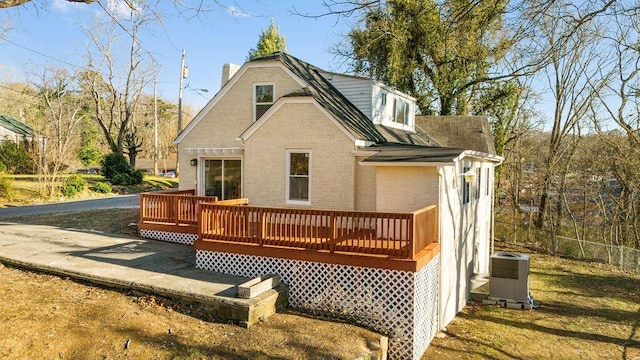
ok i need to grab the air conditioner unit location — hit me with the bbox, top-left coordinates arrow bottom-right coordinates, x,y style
489,252 -> 530,302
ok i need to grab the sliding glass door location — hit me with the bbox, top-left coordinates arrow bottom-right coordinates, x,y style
203,159 -> 241,200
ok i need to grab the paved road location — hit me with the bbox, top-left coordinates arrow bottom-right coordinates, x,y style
0,194 -> 139,218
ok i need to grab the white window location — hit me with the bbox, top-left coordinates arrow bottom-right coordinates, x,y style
462,163 -> 471,205
486,167 -> 491,196
475,167 -> 482,200
393,98 -> 409,125
381,93 -> 387,107
286,151 -> 311,205
254,83 -> 274,121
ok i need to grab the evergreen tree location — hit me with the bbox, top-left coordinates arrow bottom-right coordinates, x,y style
248,19 -> 287,60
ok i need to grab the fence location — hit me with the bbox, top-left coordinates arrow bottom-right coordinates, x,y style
496,220 -> 640,272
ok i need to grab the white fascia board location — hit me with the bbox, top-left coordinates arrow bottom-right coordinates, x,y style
354,139 -> 375,147
239,97 -> 359,144
372,81 -> 417,102
453,150 -> 504,164
359,161 -> 456,167
174,61 -> 308,144
352,149 -> 378,157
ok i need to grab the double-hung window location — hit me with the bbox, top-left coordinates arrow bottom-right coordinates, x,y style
254,83 -> 274,121
393,98 -> 409,125
287,151 -> 310,204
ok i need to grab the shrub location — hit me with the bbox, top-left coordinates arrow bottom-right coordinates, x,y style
0,141 -> 35,174
111,173 -> 133,186
0,176 -> 13,200
61,174 -> 87,197
90,182 -> 112,193
131,170 -> 144,184
101,153 -> 143,185
102,153 -> 132,180
0,162 -> 6,174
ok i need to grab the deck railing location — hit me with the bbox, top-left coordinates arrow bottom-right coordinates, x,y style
199,203 -> 438,260
139,191 -> 217,226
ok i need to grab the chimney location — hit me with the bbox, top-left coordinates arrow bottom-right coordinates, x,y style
221,63 -> 240,88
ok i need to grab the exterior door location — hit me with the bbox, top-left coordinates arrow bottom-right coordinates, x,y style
203,159 -> 241,200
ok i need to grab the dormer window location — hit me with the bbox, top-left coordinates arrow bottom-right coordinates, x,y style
393,98 -> 409,125
254,83 -> 274,121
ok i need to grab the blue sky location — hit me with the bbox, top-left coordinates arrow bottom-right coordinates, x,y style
0,1 -> 353,111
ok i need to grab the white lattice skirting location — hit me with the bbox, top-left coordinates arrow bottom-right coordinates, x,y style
196,250 -> 439,360
139,229 -> 198,245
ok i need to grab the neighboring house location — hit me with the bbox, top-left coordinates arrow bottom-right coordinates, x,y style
168,52 -> 502,359
134,158 -> 177,175
0,115 -> 39,148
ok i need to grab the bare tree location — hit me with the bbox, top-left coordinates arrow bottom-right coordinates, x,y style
80,9 -> 155,167
532,1 -> 612,230
32,68 -> 85,196
591,4 -> 640,248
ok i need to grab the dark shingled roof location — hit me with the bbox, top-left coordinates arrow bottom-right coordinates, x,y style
361,143 -> 466,163
249,53 -> 497,163
250,52 -> 388,143
0,115 -> 36,137
415,115 -> 496,155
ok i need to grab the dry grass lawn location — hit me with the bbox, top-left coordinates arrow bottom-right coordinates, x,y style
3,209 -> 639,359
425,243 -> 640,359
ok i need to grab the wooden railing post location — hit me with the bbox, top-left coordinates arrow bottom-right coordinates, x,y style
410,216 -> 416,260
258,209 -> 265,247
329,212 -> 336,254
174,196 -> 180,226
139,193 -> 146,224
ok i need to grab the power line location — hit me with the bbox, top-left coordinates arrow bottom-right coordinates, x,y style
2,38 -> 87,71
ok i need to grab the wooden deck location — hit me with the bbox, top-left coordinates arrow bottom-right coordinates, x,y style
139,191 -> 439,272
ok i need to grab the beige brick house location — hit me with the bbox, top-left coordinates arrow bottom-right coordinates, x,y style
173,52 -> 503,359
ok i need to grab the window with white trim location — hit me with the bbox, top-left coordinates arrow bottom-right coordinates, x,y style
486,167 -> 491,196
287,151 -> 310,204
254,83 -> 274,121
476,167 -> 482,200
462,163 -> 471,205
393,98 -> 409,125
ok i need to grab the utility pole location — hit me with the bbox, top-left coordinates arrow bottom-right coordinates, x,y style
153,77 -> 158,176
176,49 -> 187,177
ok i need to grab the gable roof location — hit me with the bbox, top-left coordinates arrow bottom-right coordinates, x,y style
176,52 -> 498,162
0,115 -> 36,137
415,115 -> 497,155
250,52 -> 388,143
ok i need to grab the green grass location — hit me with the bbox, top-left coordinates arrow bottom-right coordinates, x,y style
0,174 -> 178,206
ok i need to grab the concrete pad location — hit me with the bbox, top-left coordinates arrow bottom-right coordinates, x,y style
0,222 -> 288,327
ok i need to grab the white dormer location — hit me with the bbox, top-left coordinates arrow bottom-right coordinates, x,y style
372,82 -> 415,132
319,70 -> 416,132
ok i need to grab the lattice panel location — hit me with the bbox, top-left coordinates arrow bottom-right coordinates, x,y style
196,250 -> 441,360
139,229 -> 197,245
413,255 -> 440,359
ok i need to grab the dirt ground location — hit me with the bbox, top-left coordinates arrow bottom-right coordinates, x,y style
0,263 -> 384,359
